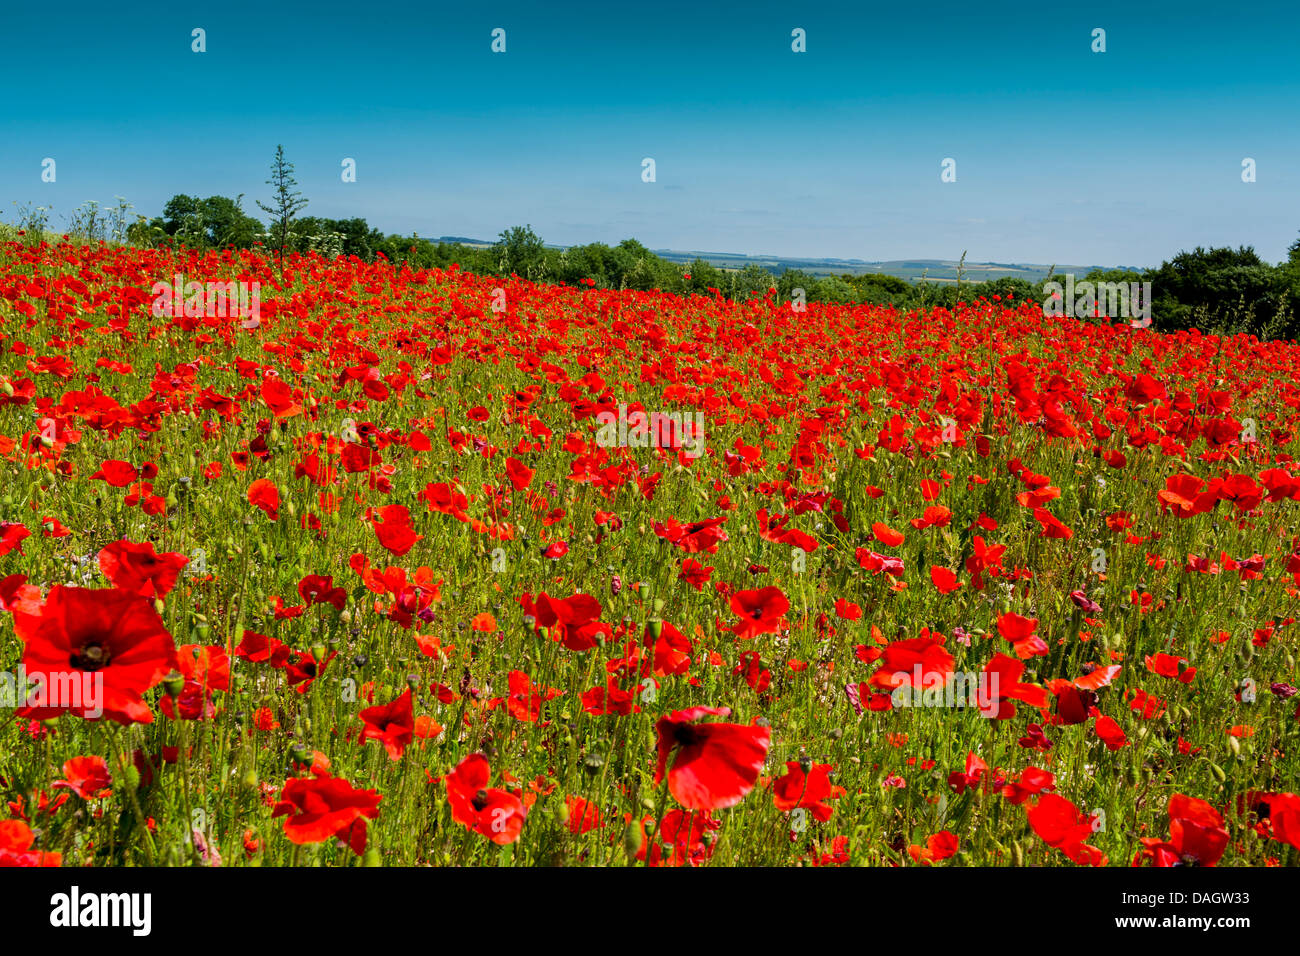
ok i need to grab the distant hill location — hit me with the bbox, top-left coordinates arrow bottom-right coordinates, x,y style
647,251 -> 1141,285
431,235 -> 1136,285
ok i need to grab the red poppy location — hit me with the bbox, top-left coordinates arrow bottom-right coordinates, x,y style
1094,715 -> 1130,750
359,688 -> 416,760
981,654 -> 1049,720
908,830 -> 959,865
52,756 -> 113,800
247,478 -> 280,520
90,460 -> 138,488
1027,794 -> 1107,866
13,585 -> 179,724
654,705 -> 770,810
489,670 -> 564,723
505,456 -> 534,490
442,753 -> 527,845
367,503 -> 423,555
727,586 -> 789,641
996,612 -> 1048,659
0,522 -> 31,556
271,775 -> 381,855
678,557 -> 714,591
518,591 -> 611,652
772,761 -> 846,821
0,820 -> 61,867
1136,794 -> 1229,867
98,540 -> 190,598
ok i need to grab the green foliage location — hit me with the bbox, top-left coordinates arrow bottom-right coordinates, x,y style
256,145 -> 309,265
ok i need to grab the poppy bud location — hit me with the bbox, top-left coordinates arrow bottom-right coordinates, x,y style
1011,841 -> 1024,867
623,822 -> 644,859
162,670 -> 185,697
1209,762 -> 1227,783
122,765 -> 141,791
154,598 -> 166,615
362,848 -> 383,867
1227,736 -> 1241,757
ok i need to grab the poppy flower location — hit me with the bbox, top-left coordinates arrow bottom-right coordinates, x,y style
359,688 -> 415,760
98,540 -> 189,598
1136,794 -> 1229,867
772,761 -> 846,821
564,796 -> 604,834
0,820 -> 61,867
929,566 -> 961,594
369,503 -> 423,556
247,478 -> 280,520
90,460 -> 137,488
908,830 -> 959,865
489,670 -> 563,723
52,756 -> 113,800
505,456 -> 534,490
872,522 -> 904,547
1027,794 -> 1107,866
0,523 -> 31,557
727,586 -> 789,641
1094,715 -> 1129,750
13,585 -> 179,724
654,705 -> 770,810
869,636 -> 955,692
518,591 -> 612,652
442,753 -> 527,845
996,612 -> 1047,659
271,775 -> 381,855
981,654 -> 1049,720
678,557 -> 714,591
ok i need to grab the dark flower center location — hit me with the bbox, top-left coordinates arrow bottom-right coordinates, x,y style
472,789 -> 490,812
672,724 -> 701,747
71,641 -> 111,671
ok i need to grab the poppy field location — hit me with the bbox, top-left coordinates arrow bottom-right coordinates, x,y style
1,237 -> 1298,869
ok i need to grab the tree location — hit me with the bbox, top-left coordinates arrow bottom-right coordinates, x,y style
257,145 -> 309,268
1144,246 -> 1283,333
494,225 -> 546,278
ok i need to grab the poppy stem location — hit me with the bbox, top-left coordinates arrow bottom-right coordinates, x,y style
106,724 -> 156,866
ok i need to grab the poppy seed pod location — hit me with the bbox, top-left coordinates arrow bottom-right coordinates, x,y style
623,821 -> 644,858
162,670 -> 185,697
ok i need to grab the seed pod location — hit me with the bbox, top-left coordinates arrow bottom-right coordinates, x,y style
623,821 -> 644,859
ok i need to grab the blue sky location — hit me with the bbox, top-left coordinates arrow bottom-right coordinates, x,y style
2,0 -> 1297,267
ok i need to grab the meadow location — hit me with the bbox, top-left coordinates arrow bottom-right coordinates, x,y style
0,236 -> 1296,868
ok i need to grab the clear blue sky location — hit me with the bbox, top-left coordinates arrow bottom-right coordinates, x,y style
2,0 -> 1297,267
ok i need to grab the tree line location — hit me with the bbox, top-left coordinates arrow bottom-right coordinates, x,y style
9,144 -> 1300,340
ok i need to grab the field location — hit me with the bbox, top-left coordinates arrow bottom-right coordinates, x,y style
0,237 -> 1297,869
